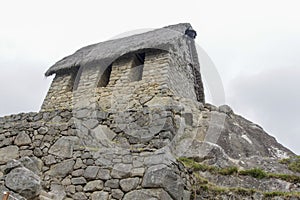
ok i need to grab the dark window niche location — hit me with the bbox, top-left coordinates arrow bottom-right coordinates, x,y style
129,53 -> 145,82
73,66 -> 83,91
98,64 -> 112,87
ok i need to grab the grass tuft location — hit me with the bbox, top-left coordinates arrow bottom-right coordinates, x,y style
280,156 -> 300,173
239,168 -> 268,179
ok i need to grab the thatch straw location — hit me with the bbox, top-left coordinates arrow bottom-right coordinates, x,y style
45,23 -> 193,76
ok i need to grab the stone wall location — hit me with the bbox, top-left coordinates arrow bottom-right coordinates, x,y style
41,48 -> 203,112
0,101 -> 195,199
41,70 -> 77,111
1,92 -> 298,199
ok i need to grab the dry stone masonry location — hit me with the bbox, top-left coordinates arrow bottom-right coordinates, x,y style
0,23 -> 299,200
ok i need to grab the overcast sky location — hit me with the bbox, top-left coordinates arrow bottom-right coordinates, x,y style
0,0 -> 299,154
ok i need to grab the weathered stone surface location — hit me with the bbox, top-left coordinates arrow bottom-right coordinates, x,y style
183,190 -> 191,200
105,179 -> 119,189
123,189 -> 173,200
72,169 -> 84,177
91,191 -> 109,200
73,192 -> 87,200
83,166 -> 100,179
176,140 -> 233,167
19,156 -> 43,174
131,167 -> 145,177
5,167 -> 41,199
0,186 -> 26,200
144,153 -> 175,166
83,119 -> 99,129
14,132 -> 31,146
142,164 -> 184,200
0,146 -> 19,164
97,168 -> 111,180
92,125 -> 116,143
44,155 -> 56,165
111,189 -> 124,199
95,157 -> 112,166
0,137 -> 14,148
71,177 -> 87,185
49,183 -> 66,200
48,136 -> 78,158
120,178 -> 139,192
74,158 -> 84,169
62,177 -> 72,185
111,163 -> 132,178
4,159 -> 22,174
48,159 -> 75,177
83,180 -> 103,191
38,127 -> 48,134
66,185 -> 76,194
218,104 -> 233,114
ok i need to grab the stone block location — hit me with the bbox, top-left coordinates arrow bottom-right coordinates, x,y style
5,167 -> 41,199
91,191 -> 109,200
48,136 -> 78,158
84,166 -> 100,179
123,189 -> 172,200
83,180 -> 103,191
71,177 -> 87,185
111,189 -> 124,199
131,167 -> 145,177
142,164 -> 184,200
111,163 -> 132,178
97,168 -> 111,180
0,146 -> 19,165
14,132 -> 31,146
119,177 -> 139,192
104,179 -> 119,189
48,159 -> 75,177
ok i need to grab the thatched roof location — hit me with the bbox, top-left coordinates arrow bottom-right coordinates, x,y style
45,23 -> 195,76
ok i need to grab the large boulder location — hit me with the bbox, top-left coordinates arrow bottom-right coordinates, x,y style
0,146 -> 19,164
142,164 -> 185,200
48,136 -> 79,158
5,167 -> 41,199
123,189 -> 173,200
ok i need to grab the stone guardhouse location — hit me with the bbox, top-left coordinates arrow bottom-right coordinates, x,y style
1,23 -> 208,200
38,23 -> 205,199
1,23 -> 297,200
41,23 -> 205,112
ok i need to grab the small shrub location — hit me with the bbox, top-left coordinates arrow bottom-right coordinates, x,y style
269,173 -> 300,184
279,156 -> 300,173
239,168 -> 268,179
264,191 -> 286,197
289,156 -> 300,173
264,191 -> 300,198
279,158 -> 290,164
178,157 -> 211,171
219,166 -> 239,175
231,187 -> 256,196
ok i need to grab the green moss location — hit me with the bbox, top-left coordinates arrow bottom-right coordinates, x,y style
239,168 -> 268,179
279,158 -> 290,164
264,191 -> 300,198
178,157 -> 300,184
219,166 -> 239,175
268,173 -> 300,184
231,187 -> 256,196
279,156 -> 300,173
178,157 -> 235,174
192,170 -> 300,198
178,157 -> 217,172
